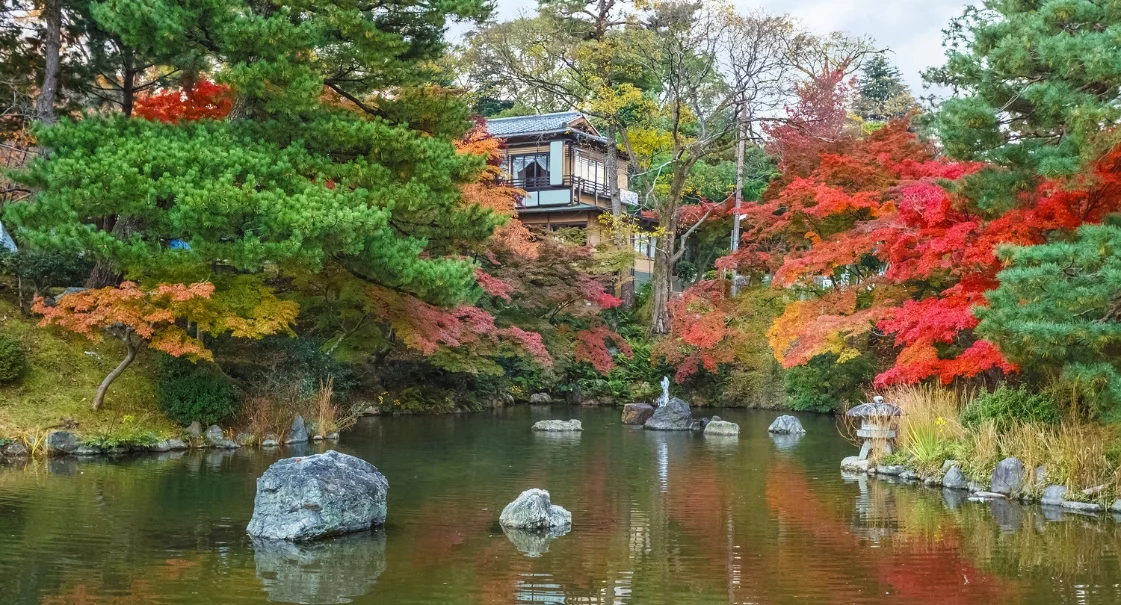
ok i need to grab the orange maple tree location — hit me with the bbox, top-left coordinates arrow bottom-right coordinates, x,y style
34,281 -> 297,410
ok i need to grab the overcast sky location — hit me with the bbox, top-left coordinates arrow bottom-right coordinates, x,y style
472,0 -> 973,95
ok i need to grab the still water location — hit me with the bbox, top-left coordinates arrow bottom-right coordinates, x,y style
2,407 -> 1121,604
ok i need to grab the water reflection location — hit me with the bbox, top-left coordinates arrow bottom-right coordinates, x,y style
253,531 -> 387,604
768,432 -> 802,451
503,525 -> 571,557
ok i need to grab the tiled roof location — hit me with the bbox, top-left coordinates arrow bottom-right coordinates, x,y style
485,111 -> 593,137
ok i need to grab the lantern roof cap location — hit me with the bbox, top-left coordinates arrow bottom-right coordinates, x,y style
846,396 -> 902,417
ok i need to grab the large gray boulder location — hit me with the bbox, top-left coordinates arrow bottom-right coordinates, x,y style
643,397 -> 692,431
499,489 -> 572,531
528,393 -> 552,404
704,418 -> 740,437
531,419 -> 582,432
246,450 -> 388,542
990,457 -> 1025,495
942,465 -> 969,490
621,403 -> 655,426
284,416 -> 309,445
767,415 -> 805,435
253,531 -> 386,604
46,430 -> 80,456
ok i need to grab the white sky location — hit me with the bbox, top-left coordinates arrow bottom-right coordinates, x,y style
470,0 -> 973,95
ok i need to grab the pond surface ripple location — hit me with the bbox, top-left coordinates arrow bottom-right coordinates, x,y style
2,407 -> 1120,604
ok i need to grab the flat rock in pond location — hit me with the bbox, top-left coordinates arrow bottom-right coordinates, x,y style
499,489 -> 572,531
246,450 -> 388,542
703,420 -> 740,437
942,466 -> 968,490
990,457 -> 1025,495
531,419 -> 582,432
1061,500 -> 1102,513
3,442 -> 28,457
643,398 -> 693,431
841,456 -> 869,473
621,403 -> 654,426
767,415 -> 805,435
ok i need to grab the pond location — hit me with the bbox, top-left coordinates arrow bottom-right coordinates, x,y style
2,406 -> 1121,604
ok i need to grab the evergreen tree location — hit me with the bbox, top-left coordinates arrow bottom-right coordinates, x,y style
927,1 -> 1121,184
852,54 -> 914,123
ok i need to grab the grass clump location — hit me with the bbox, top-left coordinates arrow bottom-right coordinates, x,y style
961,385 -> 1062,432
888,385 -> 967,473
80,414 -> 161,449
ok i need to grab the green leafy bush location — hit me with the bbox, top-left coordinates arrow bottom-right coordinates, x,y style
0,334 -> 26,384
156,355 -> 238,425
961,385 -> 1062,432
783,352 -> 875,413
0,248 -> 92,292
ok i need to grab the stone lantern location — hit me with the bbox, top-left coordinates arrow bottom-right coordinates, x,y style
846,396 -> 902,460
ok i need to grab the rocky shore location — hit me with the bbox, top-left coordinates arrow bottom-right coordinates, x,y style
841,455 -> 1121,518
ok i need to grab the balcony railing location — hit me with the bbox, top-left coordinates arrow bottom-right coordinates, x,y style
503,175 -> 637,206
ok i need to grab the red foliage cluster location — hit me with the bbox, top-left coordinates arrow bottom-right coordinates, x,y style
656,280 -> 764,382
133,80 -> 233,122
715,71 -> 1121,387
574,326 -> 634,374
367,285 -> 551,367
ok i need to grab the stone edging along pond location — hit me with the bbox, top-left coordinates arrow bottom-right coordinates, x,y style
0,414 -> 335,461
841,455 -> 1121,519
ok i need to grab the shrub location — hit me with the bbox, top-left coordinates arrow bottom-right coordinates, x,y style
0,334 -> 26,384
961,385 -> 1062,432
156,355 -> 238,425
81,414 -> 160,449
886,385 -> 967,471
783,352 -> 875,413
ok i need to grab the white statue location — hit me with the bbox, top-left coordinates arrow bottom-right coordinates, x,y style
660,376 -> 670,407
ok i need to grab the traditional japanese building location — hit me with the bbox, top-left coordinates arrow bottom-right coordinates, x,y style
486,111 -> 655,284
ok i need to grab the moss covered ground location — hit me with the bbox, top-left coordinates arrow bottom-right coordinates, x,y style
0,292 -> 176,440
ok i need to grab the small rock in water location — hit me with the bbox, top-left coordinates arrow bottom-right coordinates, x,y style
73,445 -> 103,456
531,419 -> 582,432
767,415 -> 805,435
621,403 -> 654,425
326,432 -> 340,441
499,488 -> 572,531
166,438 -> 188,451
246,450 -> 388,542
528,393 -> 552,404
1061,500 -> 1103,513
840,456 -> 869,473
148,440 -> 172,453
205,425 -> 240,449
1041,485 -> 1067,506
285,416 -> 309,445
3,442 -> 28,457
644,397 -> 693,431
876,465 -> 906,476
46,430 -> 80,456
942,466 -> 968,490
899,470 -> 919,481
1111,499 -> 1121,513
990,457 -> 1025,495
704,420 -> 740,437
261,435 -> 280,448
971,491 -> 1007,500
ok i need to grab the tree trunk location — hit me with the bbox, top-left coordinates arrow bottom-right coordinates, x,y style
36,0 -> 62,124
730,103 -> 748,297
650,168 -> 687,335
604,123 -> 635,306
92,334 -> 139,411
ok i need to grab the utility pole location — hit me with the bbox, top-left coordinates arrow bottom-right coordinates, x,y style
729,101 -> 747,297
